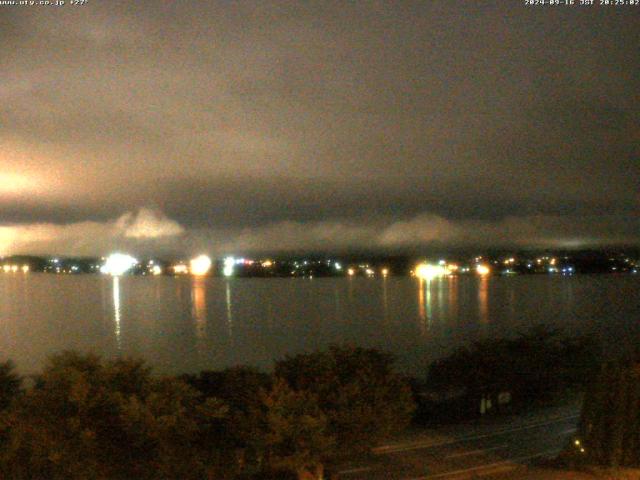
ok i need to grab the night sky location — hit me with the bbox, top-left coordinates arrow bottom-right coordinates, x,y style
1,1 -> 638,256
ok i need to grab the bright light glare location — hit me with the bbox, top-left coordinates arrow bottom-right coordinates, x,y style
0,173 -> 37,195
381,268 -> 389,276
21,265 -> 29,273
415,263 -> 448,280
476,264 -> 491,276
223,257 -> 235,277
101,253 -> 138,276
347,268 -> 355,276
173,264 -> 188,274
190,255 -> 212,276
151,265 -> 162,275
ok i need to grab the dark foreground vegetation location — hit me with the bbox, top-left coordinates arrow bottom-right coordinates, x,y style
0,346 -> 414,480
573,359 -> 640,468
0,327 -> 624,479
416,326 -> 599,424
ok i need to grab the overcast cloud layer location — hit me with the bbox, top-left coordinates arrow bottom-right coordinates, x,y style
1,1 -> 638,256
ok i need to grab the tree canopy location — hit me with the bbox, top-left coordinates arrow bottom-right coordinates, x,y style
427,326 -> 598,406
275,345 -> 415,457
0,352 -> 227,480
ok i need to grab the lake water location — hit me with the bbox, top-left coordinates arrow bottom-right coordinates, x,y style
1,273 -> 638,376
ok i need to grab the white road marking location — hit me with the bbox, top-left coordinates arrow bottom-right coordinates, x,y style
405,448 -> 561,479
444,444 -> 507,459
338,466 -> 374,475
375,414 -> 578,454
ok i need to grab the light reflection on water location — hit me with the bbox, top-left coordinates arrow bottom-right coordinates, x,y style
225,281 -> 233,339
0,274 -> 639,375
478,275 -> 489,324
448,276 -> 459,327
381,276 -> 389,324
417,278 -> 433,334
112,276 -> 122,350
191,276 -> 207,356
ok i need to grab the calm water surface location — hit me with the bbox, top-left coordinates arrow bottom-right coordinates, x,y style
1,274 -> 638,375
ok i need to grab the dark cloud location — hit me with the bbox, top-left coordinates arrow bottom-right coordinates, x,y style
1,1 -> 638,255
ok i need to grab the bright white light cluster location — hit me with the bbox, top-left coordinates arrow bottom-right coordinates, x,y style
415,263 -> 448,279
100,253 -> 138,276
223,257 -> 235,277
476,264 -> 491,275
190,255 -> 212,276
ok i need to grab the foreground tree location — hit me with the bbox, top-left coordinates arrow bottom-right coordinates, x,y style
427,326 -> 598,408
578,360 -> 640,467
0,361 -> 21,411
187,367 -> 335,479
0,347 -> 415,478
0,351 -> 226,480
259,379 -> 333,480
184,366 -> 273,476
275,345 -> 415,457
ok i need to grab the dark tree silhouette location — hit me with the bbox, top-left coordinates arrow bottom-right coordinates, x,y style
579,361 -> 640,467
275,345 -> 415,457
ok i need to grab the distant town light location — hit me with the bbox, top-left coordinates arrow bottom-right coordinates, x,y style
347,267 -> 355,276
21,265 -> 29,273
151,265 -> 162,275
476,264 -> 491,276
223,257 -> 235,277
335,262 -> 342,270
172,264 -> 189,274
190,255 -> 212,276
101,253 -> 138,276
381,267 -> 389,277
416,263 -> 448,279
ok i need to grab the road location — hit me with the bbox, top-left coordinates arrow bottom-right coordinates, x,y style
338,404 -> 580,479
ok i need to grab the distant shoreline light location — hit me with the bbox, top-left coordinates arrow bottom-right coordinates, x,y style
476,264 -> 491,276
100,253 -> 138,276
415,263 -> 448,280
190,255 -> 212,276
